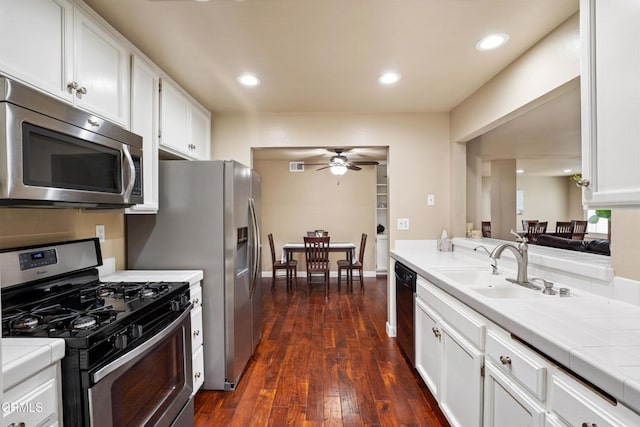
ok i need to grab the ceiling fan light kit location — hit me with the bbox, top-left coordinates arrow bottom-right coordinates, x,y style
303,148 -> 380,174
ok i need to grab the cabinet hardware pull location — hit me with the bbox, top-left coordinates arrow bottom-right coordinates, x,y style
78,86 -> 88,95
7,423 -> 26,427
67,81 -> 79,91
581,424 -> 598,427
499,355 -> 512,365
431,327 -> 441,338
87,118 -> 100,127
193,298 -> 199,304
195,372 -> 201,378
193,330 -> 200,336
575,179 -> 591,188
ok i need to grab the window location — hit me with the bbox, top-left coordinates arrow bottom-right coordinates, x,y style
586,210 -> 609,235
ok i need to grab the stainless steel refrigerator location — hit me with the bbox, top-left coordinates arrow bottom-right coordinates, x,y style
126,160 -> 262,391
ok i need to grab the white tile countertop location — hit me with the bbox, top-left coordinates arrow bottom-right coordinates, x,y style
391,238 -> 640,414
2,338 -> 65,391
101,270 -> 204,286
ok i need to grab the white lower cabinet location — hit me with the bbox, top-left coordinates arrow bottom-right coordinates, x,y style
439,322 -> 484,427
550,372 -> 640,427
484,360 -> 546,427
190,280 -> 204,396
415,277 -> 484,427
412,269 -> 640,427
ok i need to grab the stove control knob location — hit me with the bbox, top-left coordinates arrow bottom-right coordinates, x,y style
130,324 -> 144,339
114,334 -> 128,350
170,299 -> 181,312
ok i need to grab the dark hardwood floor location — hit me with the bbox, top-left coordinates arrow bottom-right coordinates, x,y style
194,275 -> 449,426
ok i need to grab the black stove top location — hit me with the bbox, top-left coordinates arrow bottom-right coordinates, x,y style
2,269 -> 190,349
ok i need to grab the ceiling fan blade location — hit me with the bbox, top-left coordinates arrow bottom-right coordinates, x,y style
346,164 -> 362,171
316,166 -> 331,171
303,163 -> 330,166
352,161 -> 380,166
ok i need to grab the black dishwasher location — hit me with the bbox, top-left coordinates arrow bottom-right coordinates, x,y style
395,261 -> 417,366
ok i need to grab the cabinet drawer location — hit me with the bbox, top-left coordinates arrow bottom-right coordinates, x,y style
3,377 -> 59,427
191,306 -> 203,351
192,345 -> 205,395
486,330 -> 547,401
417,277 -> 486,350
190,284 -> 202,309
550,374 -> 637,427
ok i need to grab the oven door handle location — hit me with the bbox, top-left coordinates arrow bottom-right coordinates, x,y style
92,305 -> 192,383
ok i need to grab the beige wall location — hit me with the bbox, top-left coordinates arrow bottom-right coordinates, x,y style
450,13 -> 580,143
254,159 -> 375,272
515,175 -> 583,231
0,209 -> 125,270
211,113 -> 451,249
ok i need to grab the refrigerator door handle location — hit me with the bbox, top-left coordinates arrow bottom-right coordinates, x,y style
248,198 -> 260,297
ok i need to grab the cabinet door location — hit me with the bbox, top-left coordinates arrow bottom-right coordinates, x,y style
580,0 -> 640,207
160,79 -> 190,155
0,0 -> 73,102
127,55 -> 159,214
439,322 -> 484,427
415,297 -> 441,398
484,361 -> 546,427
74,8 -> 130,127
189,102 -> 211,160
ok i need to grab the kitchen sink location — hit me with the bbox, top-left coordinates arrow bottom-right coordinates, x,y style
434,268 -> 511,287
470,284 -> 545,299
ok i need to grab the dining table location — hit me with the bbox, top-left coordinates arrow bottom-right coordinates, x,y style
282,242 -> 357,288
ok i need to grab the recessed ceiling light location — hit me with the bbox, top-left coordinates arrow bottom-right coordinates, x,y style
516,169 -> 524,174
475,33 -> 509,51
237,74 -> 260,87
378,72 -> 401,85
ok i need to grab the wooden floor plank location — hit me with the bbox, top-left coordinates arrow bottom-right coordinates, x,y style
194,276 -> 450,427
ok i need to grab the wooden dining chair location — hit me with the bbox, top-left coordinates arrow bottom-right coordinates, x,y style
303,236 -> 331,295
571,220 -> 588,240
555,221 -> 574,239
481,221 -> 492,238
526,221 -> 548,244
522,219 -> 538,231
268,233 -> 297,289
337,233 -> 367,291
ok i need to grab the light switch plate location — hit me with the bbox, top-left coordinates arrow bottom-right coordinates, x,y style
427,194 -> 435,206
397,218 -> 410,230
96,224 -> 106,243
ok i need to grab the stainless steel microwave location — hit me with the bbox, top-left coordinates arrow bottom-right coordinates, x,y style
0,75 -> 143,208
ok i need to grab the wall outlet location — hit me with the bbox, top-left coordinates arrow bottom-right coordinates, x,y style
96,224 -> 106,243
427,194 -> 435,206
397,218 -> 410,230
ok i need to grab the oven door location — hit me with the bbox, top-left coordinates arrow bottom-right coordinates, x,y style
0,102 -> 143,207
88,308 -> 193,427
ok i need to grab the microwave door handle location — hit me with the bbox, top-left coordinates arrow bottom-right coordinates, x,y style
122,146 -> 136,201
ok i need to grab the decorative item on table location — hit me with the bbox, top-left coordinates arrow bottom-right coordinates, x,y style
466,222 -> 473,238
377,224 -> 385,234
314,230 -> 326,237
470,229 -> 482,239
437,229 -> 453,252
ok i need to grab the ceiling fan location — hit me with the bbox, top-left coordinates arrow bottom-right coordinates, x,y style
304,149 -> 379,175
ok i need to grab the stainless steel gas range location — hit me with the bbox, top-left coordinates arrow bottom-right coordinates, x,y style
0,238 -> 194,427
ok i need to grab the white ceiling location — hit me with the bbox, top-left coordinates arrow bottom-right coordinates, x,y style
84,0 -> 579,114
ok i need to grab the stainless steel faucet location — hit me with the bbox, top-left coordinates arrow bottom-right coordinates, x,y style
489,231 -> 541,290
474,245 -> 498,274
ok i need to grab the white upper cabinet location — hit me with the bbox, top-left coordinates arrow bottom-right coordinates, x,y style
73,6 -> 130,127
159,78 -> 211,160
580,0 -> 640,207
0,0 -> 73,102
127,55 -> 160,214
0,0 -> 130,127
